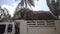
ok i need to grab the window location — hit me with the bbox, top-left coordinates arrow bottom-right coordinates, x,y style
0,24 -> 6,33
7,24 -> 12,33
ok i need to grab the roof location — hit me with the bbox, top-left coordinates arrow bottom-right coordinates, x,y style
24,11 -> 57,20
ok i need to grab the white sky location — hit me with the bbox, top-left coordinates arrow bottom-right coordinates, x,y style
1,0 -> 50,17
32,0 -> 49,11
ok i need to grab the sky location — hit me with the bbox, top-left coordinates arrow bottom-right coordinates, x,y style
0,0 -> 50,17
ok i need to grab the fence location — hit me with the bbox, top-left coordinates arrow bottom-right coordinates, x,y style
16,20 -> 59,34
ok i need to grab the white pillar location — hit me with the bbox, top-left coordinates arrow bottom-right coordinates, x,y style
20,20 -> 27,34
55,20 -> 60,34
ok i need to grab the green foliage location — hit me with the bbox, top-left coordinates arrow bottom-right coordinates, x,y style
0,7 -> 11,21
28,0 -> 35,7
13,8 -> 30,20
46,0 -> 60,19
16,0 -> 34,8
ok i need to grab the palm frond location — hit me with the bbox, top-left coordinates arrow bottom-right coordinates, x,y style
15,0 -> 19,1
20,0 -> 24,6
28,0 -> 35,6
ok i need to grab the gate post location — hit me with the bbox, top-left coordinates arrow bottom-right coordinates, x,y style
55,20 -> 60,34
20,20 -> 27,34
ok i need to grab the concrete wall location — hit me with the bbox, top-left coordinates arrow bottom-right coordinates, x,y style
19,20 -> 27,34
27,27 -> 56,34
55,20 -> 60,34
15,20 -> 60,34
18,20 -> 57,34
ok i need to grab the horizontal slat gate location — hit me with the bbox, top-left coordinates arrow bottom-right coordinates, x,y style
26,20 -> 56,34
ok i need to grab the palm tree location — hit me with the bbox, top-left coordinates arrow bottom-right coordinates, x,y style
14,0 -> 36,20
16,0 -> 34,8
15,0 -> 35,12
46,0 -> 60,19
13,8 -> 30,20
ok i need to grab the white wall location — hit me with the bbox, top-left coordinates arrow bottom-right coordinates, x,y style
20,20 -> 27,34
28,27 -> 56,34
19,20 -> 57,34
55,20 -> 60,34
15,20 -> 60,34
